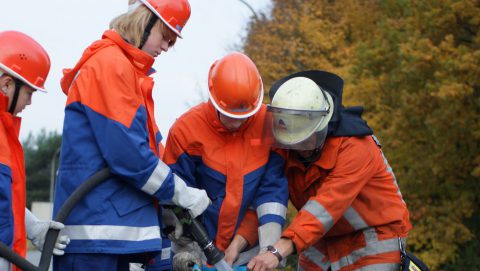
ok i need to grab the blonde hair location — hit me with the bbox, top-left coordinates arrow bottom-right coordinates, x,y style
110,4 -> 177,48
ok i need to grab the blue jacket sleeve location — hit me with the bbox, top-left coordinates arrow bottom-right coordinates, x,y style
71,56 -> 175,203
0,163 -> 13,248
253,151 -> 289,226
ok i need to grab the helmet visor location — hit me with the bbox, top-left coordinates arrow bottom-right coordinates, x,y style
264,105 -> 330,150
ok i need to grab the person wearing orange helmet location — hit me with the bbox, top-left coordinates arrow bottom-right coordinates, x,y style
163,52 -> 288,268
52,1 -> 210,271
0,30 -> 70,271
247,71 -> 412,271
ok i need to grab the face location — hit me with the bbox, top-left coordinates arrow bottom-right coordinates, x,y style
141,22 -> 173,58
0,75 -> 35,115
218,112 -> 248,132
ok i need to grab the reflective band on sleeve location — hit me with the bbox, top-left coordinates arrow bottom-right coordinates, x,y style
331,237 -> 400,270
302,200 -> 334,231
257,202 -> 287,219
141,161 -> 170,195
301,246 -> 331,270
63,225 -> 161,241
356,263 -> 399,271
343,207 -> 368,230
258,222 -> 282,249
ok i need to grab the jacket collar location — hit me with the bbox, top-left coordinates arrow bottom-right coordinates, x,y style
61,30 -> 154,95
0,93 -> 8,113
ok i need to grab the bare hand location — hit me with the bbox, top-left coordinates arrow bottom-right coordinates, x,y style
247,252 -> 279,271
223,246 -> 239,266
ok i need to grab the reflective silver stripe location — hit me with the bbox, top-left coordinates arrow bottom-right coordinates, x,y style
302,200 -> 334,231
258,222 -> 282,249
141,161 -> 171,195
161,247 -> 171,260
343,207 -> 369,231
356,263 -> 400,271
63,225 -> 161,241
343,209 -> 379,242
257,202 -> 287,219
302,246 -> 331,270
372,136 -> 405,204
331,237 -> 400,270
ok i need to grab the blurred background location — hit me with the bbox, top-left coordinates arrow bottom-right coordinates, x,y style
2,0 -> 479,270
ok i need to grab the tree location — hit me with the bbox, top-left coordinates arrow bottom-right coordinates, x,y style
23,129 -> 62,208
243,0 -> 480,269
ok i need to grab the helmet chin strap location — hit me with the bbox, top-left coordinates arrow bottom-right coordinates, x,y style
8,78 -> 23,114
139,13 -> 158,49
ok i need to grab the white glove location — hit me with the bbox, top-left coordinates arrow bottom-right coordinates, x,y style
171,175 -> 210,218
25,209 -> 70,255
161,207 -> 183,241
0,257 -> 11,271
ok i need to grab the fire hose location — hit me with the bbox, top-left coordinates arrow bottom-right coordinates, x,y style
0,168 -> 241,271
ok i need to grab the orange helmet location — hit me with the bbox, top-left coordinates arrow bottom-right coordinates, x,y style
137,0 -> 191,38
0,31 -> 51,91
208,52 -> 263,119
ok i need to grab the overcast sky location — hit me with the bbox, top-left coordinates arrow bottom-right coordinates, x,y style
1,0 -> 271,140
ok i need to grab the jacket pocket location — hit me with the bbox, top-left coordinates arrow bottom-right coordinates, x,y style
110,186 -> 153,217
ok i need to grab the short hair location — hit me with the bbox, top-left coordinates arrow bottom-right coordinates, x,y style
110,4 -> 177,48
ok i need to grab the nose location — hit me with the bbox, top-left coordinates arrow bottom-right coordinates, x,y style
160,40 -> 169,52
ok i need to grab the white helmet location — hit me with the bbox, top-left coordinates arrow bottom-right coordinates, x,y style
268,76 -> 333,150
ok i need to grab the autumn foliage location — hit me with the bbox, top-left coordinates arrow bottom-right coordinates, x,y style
243,0 -> 480,269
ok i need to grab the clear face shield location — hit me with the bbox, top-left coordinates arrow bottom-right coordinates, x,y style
264,105 -> 330,150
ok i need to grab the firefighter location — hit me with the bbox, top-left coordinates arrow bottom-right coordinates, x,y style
53,1 -> 210,270
248,70 -> 412,271
163,52 -> 289,267
0,30 -> 70,271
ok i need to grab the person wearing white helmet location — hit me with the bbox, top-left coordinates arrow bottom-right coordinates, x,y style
248,71 -> 412,271
53,1 -> 210,271
0,30 -> 70,271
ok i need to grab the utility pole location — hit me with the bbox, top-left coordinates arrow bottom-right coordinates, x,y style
49,147 -> 61,204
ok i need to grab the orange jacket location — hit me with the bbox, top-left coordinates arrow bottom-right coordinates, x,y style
0,94 -> 26,270
282,135 -> 411,271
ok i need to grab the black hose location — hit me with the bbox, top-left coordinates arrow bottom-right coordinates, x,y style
0,168 -> 111,271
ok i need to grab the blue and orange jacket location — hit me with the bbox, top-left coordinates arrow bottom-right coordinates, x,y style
0,93 -> 27,268
164,102 -> 288,251
53,30 -> 173,259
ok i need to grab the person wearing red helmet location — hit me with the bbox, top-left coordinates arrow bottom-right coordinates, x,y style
0,30 -> 70,271
248,71 -> 412,271
163,52 -> 288,268
53,1 -> 210,271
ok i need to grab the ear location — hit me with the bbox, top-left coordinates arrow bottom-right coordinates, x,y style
0,75 -> 14,94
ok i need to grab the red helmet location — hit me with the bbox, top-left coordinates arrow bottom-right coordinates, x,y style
138,0 -> 191,38
208,52 -> 263,119
0,31 -> 51,91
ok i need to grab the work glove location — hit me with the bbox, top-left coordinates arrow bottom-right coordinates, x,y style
0,257 -> 11,271
161,207 -> 183,241
171,175 -> 210,218
25,209 -> 70,255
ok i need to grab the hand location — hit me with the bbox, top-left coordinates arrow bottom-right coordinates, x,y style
25,209 -> 70,255
224,235 -> 248,265
172,175 -> 211,218
247,251 -> 279,271
161,207 -> 183,240
223,246 -> 240,266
